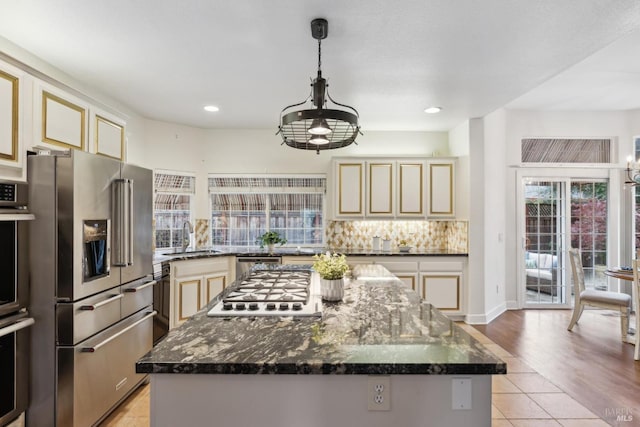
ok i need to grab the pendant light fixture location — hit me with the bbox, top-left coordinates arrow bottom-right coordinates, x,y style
277,18 -> 362,154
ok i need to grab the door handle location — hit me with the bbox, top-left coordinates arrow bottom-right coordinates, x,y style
80,294 -> 123,310
123,280 -> 157,293
81,311 -> 157,353
0,317 -> 35,338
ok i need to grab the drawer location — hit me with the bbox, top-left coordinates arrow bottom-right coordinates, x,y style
121,277 -> 155,318
57,308 -> 155,427
57,289 -> 122,345
377,261 -> 418,272
418,261 -> 464,272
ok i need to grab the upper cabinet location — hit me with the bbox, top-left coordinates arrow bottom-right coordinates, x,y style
367,161 -> 394,216
332,157 -> 456,220
427,160 -> 455,218
397,161 -> 425,217
0,60 -> 26,181
335,161 -> 365,217
27,79 -> 127,161
34,84 -> 89,152
90,108 -> 126,161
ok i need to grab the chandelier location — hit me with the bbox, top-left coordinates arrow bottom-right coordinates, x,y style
277,18 -> 362,154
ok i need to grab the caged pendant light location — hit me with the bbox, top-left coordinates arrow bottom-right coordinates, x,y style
276,18 -> 362,154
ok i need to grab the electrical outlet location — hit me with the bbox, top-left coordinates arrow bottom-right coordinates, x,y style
367,376 -> 391,411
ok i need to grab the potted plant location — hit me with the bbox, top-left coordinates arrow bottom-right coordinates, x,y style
398,239 -> 411,252
257,231 -> 287,254
312,252 -> 349,301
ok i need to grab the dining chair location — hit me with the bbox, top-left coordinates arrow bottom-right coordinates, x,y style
567,248 -> 631,342
632,259 -> 640,360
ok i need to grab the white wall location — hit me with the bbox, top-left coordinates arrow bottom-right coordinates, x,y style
130,121 -> 449,218
482,109 -> 507,320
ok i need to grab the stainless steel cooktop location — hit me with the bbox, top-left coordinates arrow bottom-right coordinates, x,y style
207,269 -> 322,317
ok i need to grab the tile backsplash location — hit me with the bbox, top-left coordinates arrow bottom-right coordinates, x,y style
189,218 -> 468,253
326,220 -> 468,252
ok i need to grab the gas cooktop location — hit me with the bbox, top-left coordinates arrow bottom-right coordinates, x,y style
207,269 -> 322,318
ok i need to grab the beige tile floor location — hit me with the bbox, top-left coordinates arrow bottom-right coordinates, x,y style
99,324 -> 612,427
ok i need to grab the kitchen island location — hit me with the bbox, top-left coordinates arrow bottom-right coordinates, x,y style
137,264 -> 504,427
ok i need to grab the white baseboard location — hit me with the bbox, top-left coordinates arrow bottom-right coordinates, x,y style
464,302 -> 507,325
505,300 -> 519,310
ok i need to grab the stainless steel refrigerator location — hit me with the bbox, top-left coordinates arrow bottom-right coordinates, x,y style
27,150 -> 156,427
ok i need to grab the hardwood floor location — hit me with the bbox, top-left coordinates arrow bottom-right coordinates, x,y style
474,308 -> 640,426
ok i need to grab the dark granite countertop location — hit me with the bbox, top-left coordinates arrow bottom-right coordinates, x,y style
153,246 -> 468,264
137,265 -> 504,376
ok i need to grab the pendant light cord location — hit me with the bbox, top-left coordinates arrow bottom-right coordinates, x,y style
317,38 -> 322,76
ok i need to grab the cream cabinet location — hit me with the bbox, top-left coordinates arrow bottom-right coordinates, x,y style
333,158 -> 434,219
427,160 -> 455,217
169,257 -> 232,328
0,60 -> 26,181
397,160 -> 426,217
345,255 -> 466,319
419,259 -> 465,317
90,108 -> 125,160
367,161 -> 394,216
335,161 -> 365,217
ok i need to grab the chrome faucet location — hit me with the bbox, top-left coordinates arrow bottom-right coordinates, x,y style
182,221 -> 194,252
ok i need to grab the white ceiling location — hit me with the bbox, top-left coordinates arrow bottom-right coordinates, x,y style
1,0 -> 640,132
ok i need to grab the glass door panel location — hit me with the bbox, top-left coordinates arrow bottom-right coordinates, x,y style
524,181 -> 566,305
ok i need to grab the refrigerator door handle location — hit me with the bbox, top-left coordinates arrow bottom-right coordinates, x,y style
113,178 -> 133,267
127,179 -> 134,266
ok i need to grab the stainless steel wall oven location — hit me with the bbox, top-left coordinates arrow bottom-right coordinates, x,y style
0,181 -> 35,426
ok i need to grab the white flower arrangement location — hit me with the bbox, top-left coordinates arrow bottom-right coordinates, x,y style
312,252 -> 349,280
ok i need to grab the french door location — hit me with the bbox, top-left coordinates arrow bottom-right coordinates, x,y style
518,173 -> 609,308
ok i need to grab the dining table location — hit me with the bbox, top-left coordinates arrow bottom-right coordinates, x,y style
604,267 -> 637,344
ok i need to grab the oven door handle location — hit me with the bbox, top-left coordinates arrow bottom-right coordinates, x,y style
123,280 -> 157,293
0,212 -> 35,221
80,294 -> 123,311
0,317 -> 35,338
81,311 -> 157,353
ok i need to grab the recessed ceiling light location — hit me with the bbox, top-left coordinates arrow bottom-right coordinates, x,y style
204,105 -> 219,112
424,106 -> 442,114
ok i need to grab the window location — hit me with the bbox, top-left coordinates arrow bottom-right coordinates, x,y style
521,138 -> 610,163
154,171 -> 195,250
209,175 -> 325,247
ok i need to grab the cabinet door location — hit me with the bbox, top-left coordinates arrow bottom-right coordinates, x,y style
92,111 -> 125,160
176,277 -> 202,324
428,161 -> 455,217
0,61 -> 26,181
398,162 -> 425,216
336,162 -> 364,217
420,273 -> 460,311
37,85 -> 88,151
395,273 -> 418,293
202,273 -> 227,307
367,162 -> 394,216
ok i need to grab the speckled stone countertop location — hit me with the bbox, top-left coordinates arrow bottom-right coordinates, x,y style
153,246 -> 468,264
137,265 -> 504,376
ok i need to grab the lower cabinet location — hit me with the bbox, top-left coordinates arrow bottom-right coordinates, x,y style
169,257 -> 231,329
344,256 -> 466,319
280,256 -> 315,265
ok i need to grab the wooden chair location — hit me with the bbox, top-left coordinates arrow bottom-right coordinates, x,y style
632,259 -> 640,360
567,248 -> 631,342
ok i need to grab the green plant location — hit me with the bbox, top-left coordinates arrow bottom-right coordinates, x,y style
312,252 -> 349,280
257,231 -> 287,249
399,239 -> 409,246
